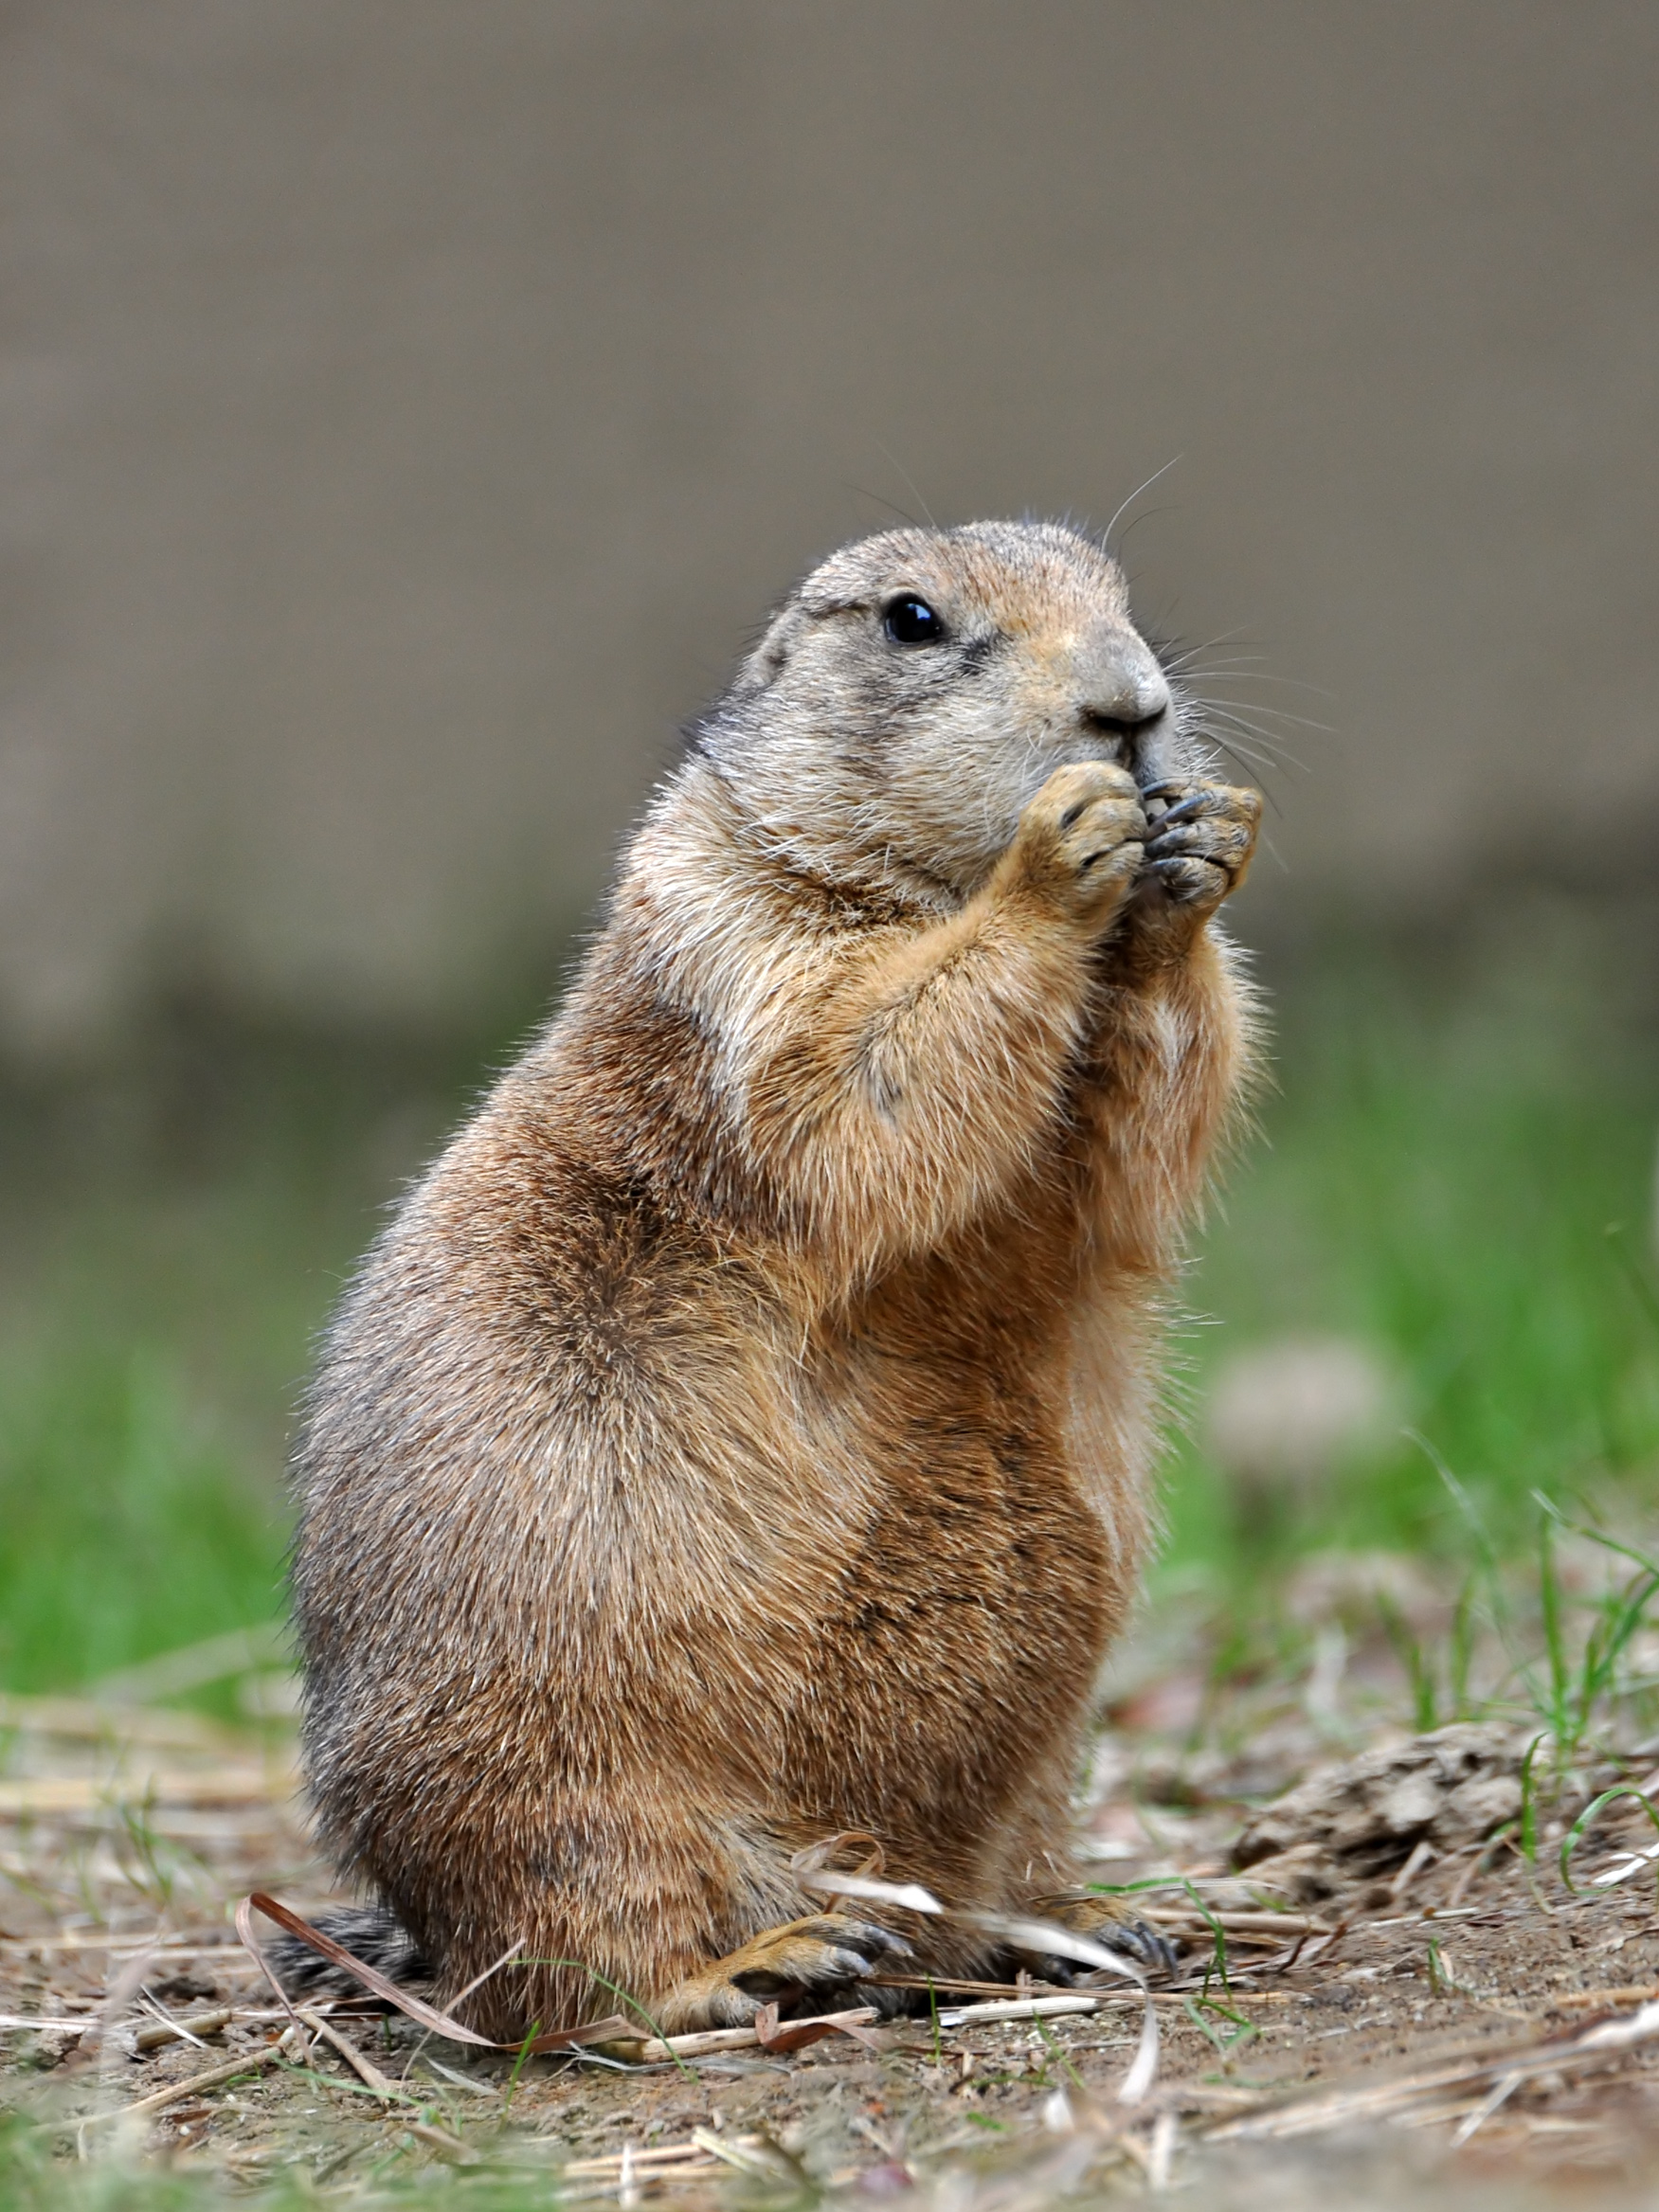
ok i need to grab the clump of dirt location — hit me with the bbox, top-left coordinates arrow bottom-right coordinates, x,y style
1234,1720 -> 1530,1875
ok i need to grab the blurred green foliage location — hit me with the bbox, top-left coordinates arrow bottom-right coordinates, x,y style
1165,891 -> 1659,1567
0,1350 -> 279,1694
0,992 -> 499,1699
1,893 -> 1655,1696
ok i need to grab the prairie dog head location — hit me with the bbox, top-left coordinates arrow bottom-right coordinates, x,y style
697,520 -> 1199,901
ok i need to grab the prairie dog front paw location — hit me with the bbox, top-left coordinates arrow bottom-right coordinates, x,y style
996,763 -> 1146,930
1138,780 -> 1261,917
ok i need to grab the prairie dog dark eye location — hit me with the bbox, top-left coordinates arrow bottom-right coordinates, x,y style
882,595 -> 945,646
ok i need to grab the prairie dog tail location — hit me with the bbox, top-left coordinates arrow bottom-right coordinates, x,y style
263,1905 -> 429,2000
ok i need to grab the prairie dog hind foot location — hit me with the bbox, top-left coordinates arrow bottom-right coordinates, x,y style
1019,1889 -> 1182,1982
652,1915 -> 912,2034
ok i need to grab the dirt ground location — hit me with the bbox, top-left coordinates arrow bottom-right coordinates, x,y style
7,1573 -> 1659,2206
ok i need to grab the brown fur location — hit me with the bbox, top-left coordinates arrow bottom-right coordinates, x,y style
290,520 -> 1260,2039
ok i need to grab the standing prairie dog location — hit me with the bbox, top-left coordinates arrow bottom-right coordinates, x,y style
290,519 -> 1260,2038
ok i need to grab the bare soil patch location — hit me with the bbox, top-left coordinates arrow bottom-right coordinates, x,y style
6,1582 -> 1659,2205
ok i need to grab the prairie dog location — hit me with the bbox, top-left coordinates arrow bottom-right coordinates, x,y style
291,520 -> 1259,2037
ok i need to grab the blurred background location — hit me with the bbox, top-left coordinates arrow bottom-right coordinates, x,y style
2,0 -> 1656,1699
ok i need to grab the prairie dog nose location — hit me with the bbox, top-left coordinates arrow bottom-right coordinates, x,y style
1075,630 -> 1170,735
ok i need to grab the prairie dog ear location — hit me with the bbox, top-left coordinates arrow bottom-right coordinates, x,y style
736,604 -> 808,692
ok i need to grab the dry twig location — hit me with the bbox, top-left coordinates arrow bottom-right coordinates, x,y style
1206,1998 -> 1659,2141
77,2026 -> 307,2128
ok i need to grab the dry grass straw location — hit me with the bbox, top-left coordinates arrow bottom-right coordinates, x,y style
560,2131 -> 766,2180
0,1771 -> 286,1815
1203,1997 -> 1659,2142
292,2005 -> 403,2099
77,2023 -> 307,2130
0,1693 -> 248,1753
607,2004 -> 882,2063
